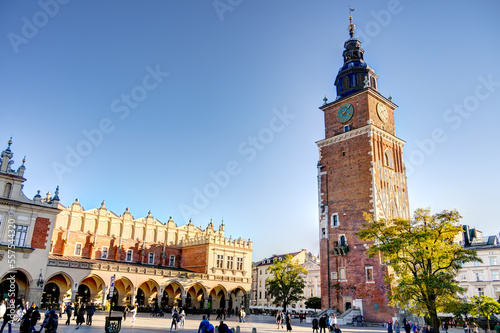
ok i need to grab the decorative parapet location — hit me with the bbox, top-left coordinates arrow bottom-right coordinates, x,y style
47,257 -> 250,284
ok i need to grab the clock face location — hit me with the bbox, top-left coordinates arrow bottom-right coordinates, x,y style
337,103 -> 354,123
376,102 -> 388,123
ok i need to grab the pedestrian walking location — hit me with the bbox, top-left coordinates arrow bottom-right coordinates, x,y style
64,303 -> 73,326
86,303 -> 95,326
286,312 -> 292,332
387,320 -> 393,333
180,310 -> 185,328
123,306 -> 129,321
29,306 -> 40,332
197,315 -> 210,333
43,311 -> 58,333
312,316 -> 319,333
333,324 -> 341,333
394,320 -> 401,333
463,321 -> 469,333
443,321 -> 449,333
0,300 -> 13,333
130,304 -> 138,324
218,321 -> 229,333
276,311 -> 283,329
319,314 -> 327,333
170,309 -> 179,331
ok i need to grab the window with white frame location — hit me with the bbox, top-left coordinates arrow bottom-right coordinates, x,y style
495,287 -> 500,299
331,213 -> 339,227
331,272 -> 338,280
339,267 -> 346,280
475,272 -> 483,281
492,271 -> 499,281
259,291 -> 262,299
148,253 -> 155,264
74,243 -> 82,256
365,266 -> 374,282
227,256 -> 234,269
236,257 -> 243,270
101,246 -> 108,259
216,254 -> 224,268
490,257 -> 497,265
474,261 -> 481,267
126,249 -> 133,262
169,255 -> 175,266
478,287 -> 485,296
14,225 -> 28,247
460,273 -> 467,281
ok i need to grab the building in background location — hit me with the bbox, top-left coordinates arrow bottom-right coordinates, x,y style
0,139 -> 61,304
317,13 -> 409,322
252,249 -> 320,311
46,201 -> 252,310
457,226 -> 500,300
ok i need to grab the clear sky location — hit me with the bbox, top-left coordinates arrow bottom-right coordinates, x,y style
1,1 -> 499,261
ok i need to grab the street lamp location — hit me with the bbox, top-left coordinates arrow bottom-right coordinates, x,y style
36,270 -> 44,287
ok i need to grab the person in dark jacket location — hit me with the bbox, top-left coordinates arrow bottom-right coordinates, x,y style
64,303 -> 73,326
319,315 -> 327,333
286,313 -> 292,332
76,304 -> 85,326
312,317 -> 319,333
30,307 -> 40,332
218,321 -> 229,333
86,304 -> 94,326
43,311 -> 58,333
20,310 -> 32,333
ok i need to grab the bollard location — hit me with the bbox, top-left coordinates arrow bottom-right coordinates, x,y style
252,328 -> 257,333
215,326 -> 219,332
236,326 -> 241,333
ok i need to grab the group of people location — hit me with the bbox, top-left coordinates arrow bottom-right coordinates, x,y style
312,314 -> 340,333
197,315 -> 234,333
0,300 -> 58,333
169,307 -> 186,331
61,302 -> 95,326
275,311 -> 292,331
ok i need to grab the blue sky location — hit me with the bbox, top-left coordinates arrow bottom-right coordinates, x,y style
1,1 -> 499,261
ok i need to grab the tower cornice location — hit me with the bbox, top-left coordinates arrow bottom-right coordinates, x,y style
320,87 -> 398,111
316,124 -> 405,148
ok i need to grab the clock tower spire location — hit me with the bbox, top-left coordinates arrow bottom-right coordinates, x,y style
317,11 -> 410,323
335,10 -> 379,99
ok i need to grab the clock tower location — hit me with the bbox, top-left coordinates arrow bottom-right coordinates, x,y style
317,13 -> 410,322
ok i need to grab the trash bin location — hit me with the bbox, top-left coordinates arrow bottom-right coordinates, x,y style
105,316 -> 122,333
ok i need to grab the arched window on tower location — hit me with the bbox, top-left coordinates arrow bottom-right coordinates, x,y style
357,74 -> 365,87
371,77 -> 377,89
384,149 -> 394,169
342,76 -> 350,90
339,235 -> 347,247
3,183 -> 12,198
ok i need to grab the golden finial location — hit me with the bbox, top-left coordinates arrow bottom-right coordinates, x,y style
348,6 -> 355,38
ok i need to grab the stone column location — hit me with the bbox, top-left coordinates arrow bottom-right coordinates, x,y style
27,286 -> 43,307
71,288 -> 78,302
130,287 -> 136,306
102,286 -> 108,306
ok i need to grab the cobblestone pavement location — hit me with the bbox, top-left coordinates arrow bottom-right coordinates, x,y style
7,312 -> 468,333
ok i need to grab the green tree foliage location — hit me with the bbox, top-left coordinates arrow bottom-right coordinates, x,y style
442,299 -> 473,320
267,254 -> 308,313
357,208 -> 480,333
305,297 -> 322,312
470,295 -> 500,331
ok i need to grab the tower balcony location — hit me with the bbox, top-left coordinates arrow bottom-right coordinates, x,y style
332,241 -> 349,256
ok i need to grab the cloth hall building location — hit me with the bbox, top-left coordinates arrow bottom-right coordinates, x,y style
0,139 -> 253,311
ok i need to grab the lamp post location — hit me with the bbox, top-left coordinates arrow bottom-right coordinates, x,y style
36,270 -> 44,287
